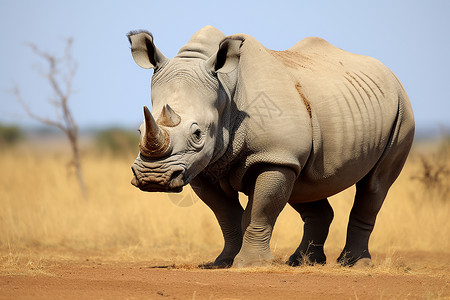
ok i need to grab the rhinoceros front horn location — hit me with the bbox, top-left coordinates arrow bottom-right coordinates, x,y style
140,106 -> 171,158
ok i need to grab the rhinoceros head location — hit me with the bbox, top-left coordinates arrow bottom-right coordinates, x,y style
127,27 -> 242,192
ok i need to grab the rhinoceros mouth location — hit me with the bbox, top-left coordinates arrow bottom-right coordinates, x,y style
137,184 -> 184,193
131,167 -> 185,193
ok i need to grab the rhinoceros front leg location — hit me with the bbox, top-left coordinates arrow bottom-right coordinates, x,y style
233,165 -> 296,267
190,175 -> 243,268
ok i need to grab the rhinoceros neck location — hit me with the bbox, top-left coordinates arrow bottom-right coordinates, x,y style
203,83 -> 248,181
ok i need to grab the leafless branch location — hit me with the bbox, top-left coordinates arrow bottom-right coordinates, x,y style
13,85 -> 67,133
13,38 -> 87,200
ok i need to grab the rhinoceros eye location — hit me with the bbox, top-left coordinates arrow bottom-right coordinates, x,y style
193,129 -> 201,140
190,123 -> 204,148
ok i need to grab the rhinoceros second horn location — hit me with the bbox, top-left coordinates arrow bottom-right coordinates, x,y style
157,104 -> 181,127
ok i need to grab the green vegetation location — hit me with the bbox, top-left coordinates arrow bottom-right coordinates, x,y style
95,128 -> 139,157
0,124 -> 23,149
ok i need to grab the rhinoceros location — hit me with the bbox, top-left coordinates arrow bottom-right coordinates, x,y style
127,26 -> 414,268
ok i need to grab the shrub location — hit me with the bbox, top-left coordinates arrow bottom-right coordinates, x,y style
95,128 -> 139,157
0,124 -> 23,149
411,137 -> 450,202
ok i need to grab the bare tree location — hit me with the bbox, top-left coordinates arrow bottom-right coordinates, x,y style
13,38 -> 87,200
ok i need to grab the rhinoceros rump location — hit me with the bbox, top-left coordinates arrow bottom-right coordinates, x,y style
128,26 -> 415,268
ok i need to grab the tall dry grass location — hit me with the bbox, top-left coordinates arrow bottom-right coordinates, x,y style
0,140 -> 449,270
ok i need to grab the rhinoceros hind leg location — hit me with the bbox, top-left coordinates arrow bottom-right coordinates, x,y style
339,136 -> 413,266
338,176 -> 390,266
288,199 -> 334,266
339,98 -> 414,266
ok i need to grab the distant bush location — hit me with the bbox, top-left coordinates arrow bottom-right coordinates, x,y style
0,124 -> 23,149
95,128 -> 139,157
411,135 -> 450,202
438,131 -> 450,157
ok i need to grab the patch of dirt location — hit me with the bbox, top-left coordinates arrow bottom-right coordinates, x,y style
1,251 -> 449,299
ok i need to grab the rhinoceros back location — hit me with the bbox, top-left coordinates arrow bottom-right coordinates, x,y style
270,37 -> 407,200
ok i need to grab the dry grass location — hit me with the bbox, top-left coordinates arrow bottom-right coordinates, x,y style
1,140 -> 449,276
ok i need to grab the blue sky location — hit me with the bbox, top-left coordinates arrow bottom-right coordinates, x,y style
1,0 -> 449,132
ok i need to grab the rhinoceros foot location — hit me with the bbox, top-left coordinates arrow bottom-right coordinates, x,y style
198,258 -> 234,269
287,250 -> 326,267
337,249 -> 371,267
232,249 -> 274,268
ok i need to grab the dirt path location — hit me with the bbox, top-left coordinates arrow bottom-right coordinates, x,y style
1,252 -> 449,299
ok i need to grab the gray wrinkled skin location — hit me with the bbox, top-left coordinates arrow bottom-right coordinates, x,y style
127,26 -> 415,268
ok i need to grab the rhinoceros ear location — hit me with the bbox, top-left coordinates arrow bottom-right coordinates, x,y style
206,36 -> 244,74
127,30 -> 167,69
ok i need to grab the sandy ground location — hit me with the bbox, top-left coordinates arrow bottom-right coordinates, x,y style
1,251 -> 449,299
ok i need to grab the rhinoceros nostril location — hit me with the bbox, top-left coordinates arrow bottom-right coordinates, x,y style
168,169 -> 185,191
131,166 -> 138,177
169,170 -> 183,182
